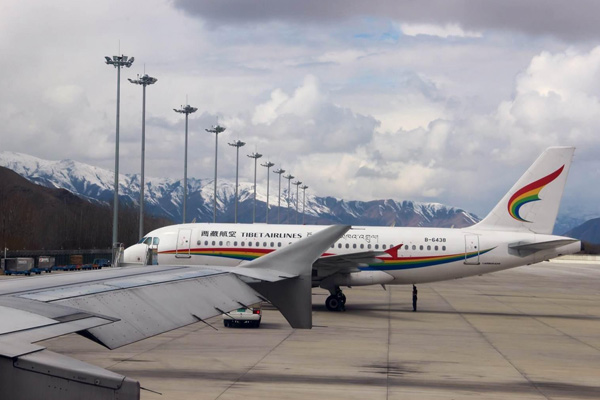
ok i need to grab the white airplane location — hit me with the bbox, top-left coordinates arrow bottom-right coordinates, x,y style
124,147 -> 581,311
0,225 -> 350,400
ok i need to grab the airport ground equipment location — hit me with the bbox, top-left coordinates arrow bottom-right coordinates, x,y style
3,258 -> 34,276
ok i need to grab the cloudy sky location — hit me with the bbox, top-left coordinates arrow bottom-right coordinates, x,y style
2,0 -> 600,219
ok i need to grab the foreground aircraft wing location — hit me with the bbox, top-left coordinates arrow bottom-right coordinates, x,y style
0,225 -> 350,400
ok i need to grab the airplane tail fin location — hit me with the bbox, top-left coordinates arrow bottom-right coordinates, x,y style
232,225 -> 350,329
474,147 -> 574,234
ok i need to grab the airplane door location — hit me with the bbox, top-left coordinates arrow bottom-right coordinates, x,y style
464,234 -> 480,265
176,229 -> 192,258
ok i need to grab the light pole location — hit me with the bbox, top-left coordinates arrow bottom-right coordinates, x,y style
173,104 -> 198,223
300,184 -> 308,224
283,174 -> 294,223
292,180 -> 302,224
228,139 -> 246,223
206,124 -> 226,223
273,168 -> 285,224
261,161 -> 275,223
128,74 -> 157,240
105,54 -> 134,250
247,152 -> 263,223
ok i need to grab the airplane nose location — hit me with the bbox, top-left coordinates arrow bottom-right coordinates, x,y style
123,244 -> 147,264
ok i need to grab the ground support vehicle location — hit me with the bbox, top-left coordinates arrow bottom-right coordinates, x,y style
222,305 -> 262,328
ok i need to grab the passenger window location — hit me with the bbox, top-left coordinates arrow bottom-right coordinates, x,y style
278,242 -> 282,247
435,245 -> 438,251
375,244 -> 379,249
212,241 -> 216,245
226,241 -> 231,246
241,241 -> 245,246
382,244 -> 387,249
427,245 -> 431,250
248,242 -> 252,247
205,240 -> 209,246
353,244 -> 357,249
360,244 -> 364,249
368,244 -> 372,249
442,245 -> 446,251
197,240 -> 201,245
263,242 -> 267,247
234,241 -> 237,246
412,245 -> 416,250
345,244 -> 349,249
270,242 -> 274,247
419,245 -> 423,250
338,243 -> 342,248
219,241 -> 223,246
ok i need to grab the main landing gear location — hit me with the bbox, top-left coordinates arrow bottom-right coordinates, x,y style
325,287 -> 346,311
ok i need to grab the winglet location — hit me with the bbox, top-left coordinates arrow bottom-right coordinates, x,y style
233,225 -> 351,329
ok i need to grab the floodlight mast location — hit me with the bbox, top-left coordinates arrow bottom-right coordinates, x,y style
128,74 -> 157,240
228,139 -> 246,223
261,161 -> 275,223
247,152 -> 263,223
300,184 -> 308,224
105,54 -> 134,254
173,104 -> 198,223
206,124 -> 226,223
273,168 -> 285,224
283,174 -> 294,223
292,180 -> 302,224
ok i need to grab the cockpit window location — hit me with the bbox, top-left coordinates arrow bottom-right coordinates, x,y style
153,237 -> 160,245
137,237 -> 147,244
143,237 -> 153,245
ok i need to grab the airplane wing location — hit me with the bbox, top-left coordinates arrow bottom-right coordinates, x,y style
0,225 -> 350,400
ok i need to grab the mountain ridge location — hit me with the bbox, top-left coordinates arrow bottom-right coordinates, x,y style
0,151 -> 477,228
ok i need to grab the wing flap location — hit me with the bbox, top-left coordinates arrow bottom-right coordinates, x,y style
55,273 -> 262,349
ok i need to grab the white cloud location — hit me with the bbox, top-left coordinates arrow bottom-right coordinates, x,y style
399,23 -> 482,38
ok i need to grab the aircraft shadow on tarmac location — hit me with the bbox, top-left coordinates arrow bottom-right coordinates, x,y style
117,366 -> 600,398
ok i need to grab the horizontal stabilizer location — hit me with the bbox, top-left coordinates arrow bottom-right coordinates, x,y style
509,239 -> 579,252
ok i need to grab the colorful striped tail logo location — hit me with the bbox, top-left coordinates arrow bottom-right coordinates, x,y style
507,165 -> 564,222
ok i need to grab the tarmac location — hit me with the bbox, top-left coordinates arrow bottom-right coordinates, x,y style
35,261 -> 600,399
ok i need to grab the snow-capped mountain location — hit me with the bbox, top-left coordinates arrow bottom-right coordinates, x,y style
0,151 -> 480,228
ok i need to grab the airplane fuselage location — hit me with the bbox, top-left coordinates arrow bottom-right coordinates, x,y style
125,223 -> 580,287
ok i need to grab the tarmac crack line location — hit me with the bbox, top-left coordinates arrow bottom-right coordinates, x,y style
215,329 -> 296,399
430,286 -> 551,400
486,292 -> 600,353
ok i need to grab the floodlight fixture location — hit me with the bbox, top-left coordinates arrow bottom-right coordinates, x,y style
206,124 -> 227,223
104,53 -> 134,257
283,174 -> 294,223
173,104 -> 198,223
273,168 -> 285,224
261,161 -> 275,223
247,152 -> 263,223
228,139 -> 246,223
292,180 -> 302,224
129,74 -> 157,239
300,184 -> 309,224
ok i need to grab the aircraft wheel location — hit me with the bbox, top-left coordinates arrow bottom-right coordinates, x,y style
339,293 -> 346,305
325,295 -> 342,311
